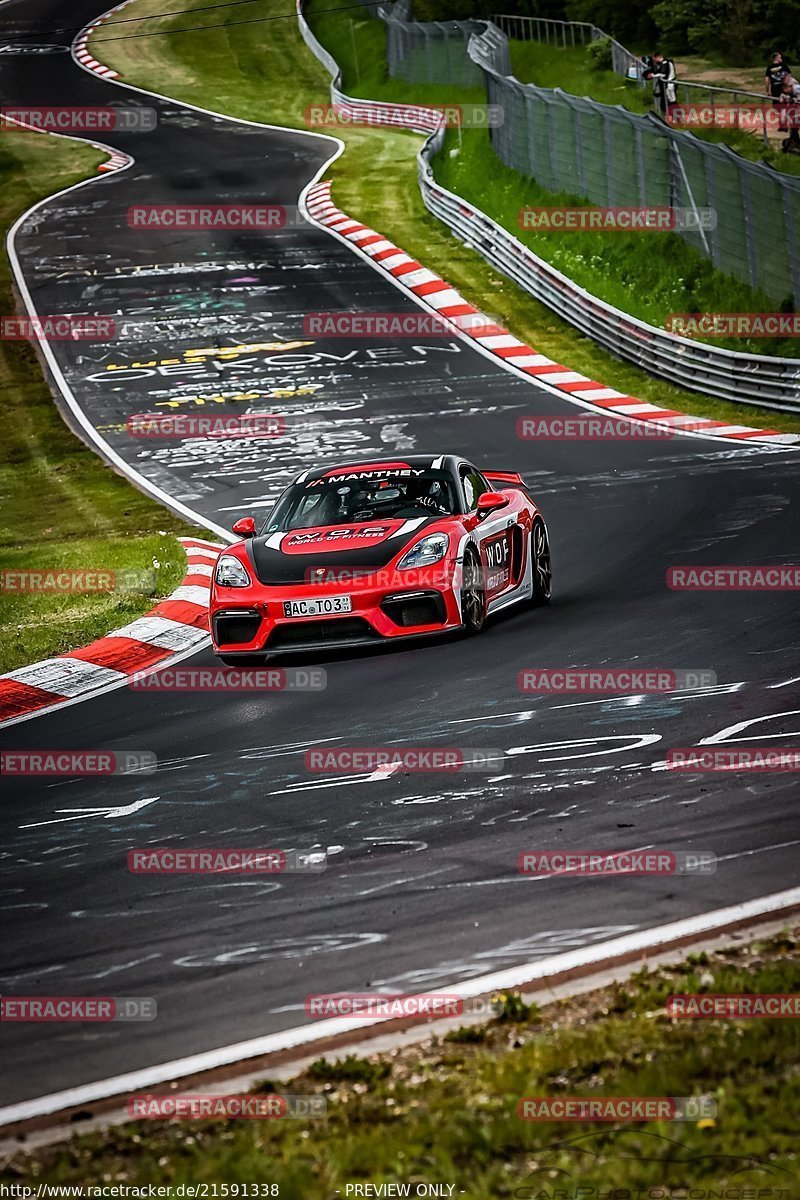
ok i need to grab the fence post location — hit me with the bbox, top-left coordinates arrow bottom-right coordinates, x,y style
634,123 -> 647,208
781,178 -> 800,307
705,155 -> 721,271
574,102 -> 587,195
602,109 -> 615,206
739,172 -> 760,290
547,93 -> 559,187
525,88 -> 537,179
672,141 -> 711,255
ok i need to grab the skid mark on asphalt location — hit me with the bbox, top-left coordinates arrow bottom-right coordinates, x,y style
86,954 -> 161,980
67,882 -> 285,920
174,932 -> 386,969
679,494 -> 790,553
370,926 -> 638,991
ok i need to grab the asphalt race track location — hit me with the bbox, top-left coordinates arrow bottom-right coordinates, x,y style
0,0 -> 799,1110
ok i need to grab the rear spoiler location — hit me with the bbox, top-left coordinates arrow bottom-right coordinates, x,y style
484,470 -> 525,489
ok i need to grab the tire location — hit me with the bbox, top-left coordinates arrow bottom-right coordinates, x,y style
530,519 -> 552,606
460,546 -> 487,634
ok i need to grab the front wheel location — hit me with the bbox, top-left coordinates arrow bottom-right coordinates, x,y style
530,519 -> 552,606
460,547 -> 486,634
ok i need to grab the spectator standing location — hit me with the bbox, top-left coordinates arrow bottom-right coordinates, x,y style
766,51 -> 792,140
779,74 -> 800,152
765,51 -> 791,101
644,52 -> 677,118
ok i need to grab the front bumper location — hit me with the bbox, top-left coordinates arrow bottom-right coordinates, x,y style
210,571 -> 461,656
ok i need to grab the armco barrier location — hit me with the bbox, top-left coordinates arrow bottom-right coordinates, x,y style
470,27 -> 800,307
297,3 -> 800,412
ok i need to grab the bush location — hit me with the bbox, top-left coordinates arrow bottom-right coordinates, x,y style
587,35 -> 614,70
307,1055 -> 391,1083
491,991 -> 541,1022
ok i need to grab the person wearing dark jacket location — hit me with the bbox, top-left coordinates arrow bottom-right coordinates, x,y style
765,51 -> 791,100
644,52 -> 677,118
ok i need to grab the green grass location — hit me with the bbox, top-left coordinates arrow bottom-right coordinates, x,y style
510,41 -> 653,110
7,929 -> 799,1193
87,0 -> 800,436
0,132 -> 204,673
508,39 -> 800,178
0,535 -> 188,674
307,0 -> 489,108
435,126 -> 795,352
312,3 -> 800,362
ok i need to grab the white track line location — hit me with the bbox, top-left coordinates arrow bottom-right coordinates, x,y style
2,885 -> 798,1127
0,7 -> 795,1130
6,161 -> 231,543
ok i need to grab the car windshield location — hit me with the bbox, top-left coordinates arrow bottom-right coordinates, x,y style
263,469 -> 458,532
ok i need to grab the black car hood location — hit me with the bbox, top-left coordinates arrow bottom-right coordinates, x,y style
248,516 -> 439,585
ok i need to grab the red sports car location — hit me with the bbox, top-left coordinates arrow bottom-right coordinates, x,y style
210,455 -> 551,660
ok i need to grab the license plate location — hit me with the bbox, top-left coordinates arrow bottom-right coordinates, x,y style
283,595 -> 352,618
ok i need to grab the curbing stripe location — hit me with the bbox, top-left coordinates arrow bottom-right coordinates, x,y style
304,180 -> 800,449
0,678 -> 66,720
0,540 -> 221,728
2,657 -> 126,697
76,4 -> 799,449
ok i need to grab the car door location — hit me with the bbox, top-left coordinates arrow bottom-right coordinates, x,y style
459,464 -> 518,600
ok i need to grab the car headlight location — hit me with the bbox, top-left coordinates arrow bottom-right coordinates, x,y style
215,554 -> 252,588
397,532 -> 449,570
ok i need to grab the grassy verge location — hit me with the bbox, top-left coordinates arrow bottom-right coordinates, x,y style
319,6 -> 798,357
508,40 -> 800,178
0,133 -> 203,674
86,0 -> 800,434
434,126 -> 793,350
8,928 -> 799,1191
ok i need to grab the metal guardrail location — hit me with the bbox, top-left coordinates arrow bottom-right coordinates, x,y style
296,2 -> 800,412
672,81 -> 775,146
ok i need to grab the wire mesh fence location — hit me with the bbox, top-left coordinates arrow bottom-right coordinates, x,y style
491,16 -> 773,144
381,0 -> 487,88
473,28 -> 800,305
298,0 -> 800,406
491,14 -> 641,82
379,2 -> 800,304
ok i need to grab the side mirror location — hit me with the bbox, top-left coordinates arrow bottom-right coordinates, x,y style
476,491 -> 510,519
232,516 -> 257,538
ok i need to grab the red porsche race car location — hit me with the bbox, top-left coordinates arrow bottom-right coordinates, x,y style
210,455 -> 551,661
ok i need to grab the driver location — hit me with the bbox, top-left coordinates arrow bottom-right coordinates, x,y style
409,477 -> 451,514
338,485 -> 374,523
